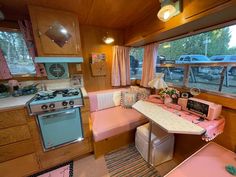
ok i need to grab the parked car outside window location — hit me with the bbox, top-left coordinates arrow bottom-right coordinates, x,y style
175,55 -> 210,64
210,55 -> 236,75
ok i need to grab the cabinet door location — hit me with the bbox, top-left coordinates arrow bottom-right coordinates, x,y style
0,153 -> 40,177
184,0 -> 230,19
29,6 -> 81,56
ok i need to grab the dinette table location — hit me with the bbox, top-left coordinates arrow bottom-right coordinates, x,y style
132,100 -> 207,164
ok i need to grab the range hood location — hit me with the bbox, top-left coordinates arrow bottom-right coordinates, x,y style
35,57 -> 83,63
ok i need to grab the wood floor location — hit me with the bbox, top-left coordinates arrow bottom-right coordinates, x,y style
73,154 -> 178,177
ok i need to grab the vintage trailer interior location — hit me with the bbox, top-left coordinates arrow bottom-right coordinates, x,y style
0,0 -> 236,177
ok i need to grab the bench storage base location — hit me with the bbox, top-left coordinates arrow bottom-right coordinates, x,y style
93,129 -> 136,158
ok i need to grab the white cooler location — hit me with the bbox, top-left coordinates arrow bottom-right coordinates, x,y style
135,123 -> 174,166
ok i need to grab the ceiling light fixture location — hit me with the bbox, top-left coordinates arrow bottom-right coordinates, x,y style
103,32 -> 114,44
157,0 -> 181,22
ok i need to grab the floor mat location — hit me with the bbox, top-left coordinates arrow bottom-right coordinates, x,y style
105,144 -> 161,177
29,161 -> 73,177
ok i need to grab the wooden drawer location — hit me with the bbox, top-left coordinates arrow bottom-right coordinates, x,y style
0,125 -> 31,146
0,140 -> 35,163
0,153 -> 39,177
38,138 -> 92,169
0,109 -> 27,129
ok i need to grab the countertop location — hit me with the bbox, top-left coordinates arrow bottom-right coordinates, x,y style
0,87 -> 88,111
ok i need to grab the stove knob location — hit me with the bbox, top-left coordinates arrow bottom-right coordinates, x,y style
69,100 -> 74,106
62,101 -> 68,106
41,105 -> 48,110
49,103 -> 55,109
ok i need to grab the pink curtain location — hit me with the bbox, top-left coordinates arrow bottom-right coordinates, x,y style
140,43 -> 158,87
0,48 -> 12,80
18,20 -> 47,77
112,46 -> 130,86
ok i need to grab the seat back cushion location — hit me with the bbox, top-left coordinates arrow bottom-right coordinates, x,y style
121,91 -> 138,108
88,88 -> 128,112
130,86 -> 150,100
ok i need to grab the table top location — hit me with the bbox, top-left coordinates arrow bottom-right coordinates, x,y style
132,100 -> 205,135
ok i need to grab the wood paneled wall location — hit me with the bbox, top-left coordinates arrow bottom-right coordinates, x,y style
71,25 -> 124,92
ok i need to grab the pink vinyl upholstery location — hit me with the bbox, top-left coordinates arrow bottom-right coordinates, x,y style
88,88 -> 127,112
91,106 -> 148,142
165,142 -> 236,177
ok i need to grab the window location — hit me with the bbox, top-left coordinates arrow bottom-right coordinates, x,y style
0,30 -> 35,75
130,47 -> 144,80
157,23 -> 236,96
156,66 -> 184,86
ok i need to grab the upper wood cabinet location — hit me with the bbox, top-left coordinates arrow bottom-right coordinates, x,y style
29,6 -> 82,56
183,0 -> 230,19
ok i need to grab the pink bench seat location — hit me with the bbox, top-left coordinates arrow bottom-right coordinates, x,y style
91,106 -> 148,142
165,142 -> 236,177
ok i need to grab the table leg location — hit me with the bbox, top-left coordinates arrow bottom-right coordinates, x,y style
148,120 -> 152,165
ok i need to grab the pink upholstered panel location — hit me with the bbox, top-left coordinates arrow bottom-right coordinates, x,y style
165,142 -> 236,177
88,93 -> 98,112
88,88 -> 128,112
91,106 -> 148,142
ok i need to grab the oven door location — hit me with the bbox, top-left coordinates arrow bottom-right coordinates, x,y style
37,107 -> 83,151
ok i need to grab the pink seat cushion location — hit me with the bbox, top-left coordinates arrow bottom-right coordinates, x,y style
91,106 -> 147,142
165,142 -> 236,177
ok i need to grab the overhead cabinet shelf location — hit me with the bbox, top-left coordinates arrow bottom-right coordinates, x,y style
35,57 -> 83,63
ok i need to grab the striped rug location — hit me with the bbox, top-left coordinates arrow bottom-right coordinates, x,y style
105,144 -> 161,177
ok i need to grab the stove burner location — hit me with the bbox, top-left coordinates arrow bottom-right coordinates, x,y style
35,90 -> 56,101
34,89 -> 81,101
62,90 -> 79,97
35,94 -> 56,101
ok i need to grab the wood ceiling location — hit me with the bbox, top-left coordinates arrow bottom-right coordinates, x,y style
0,0 -> 160,29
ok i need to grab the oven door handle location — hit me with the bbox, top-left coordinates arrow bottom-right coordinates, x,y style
41,109 -> 77,119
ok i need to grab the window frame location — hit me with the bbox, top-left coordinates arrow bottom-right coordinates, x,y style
133,20 -> 236,99
156,62 -> 236,99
